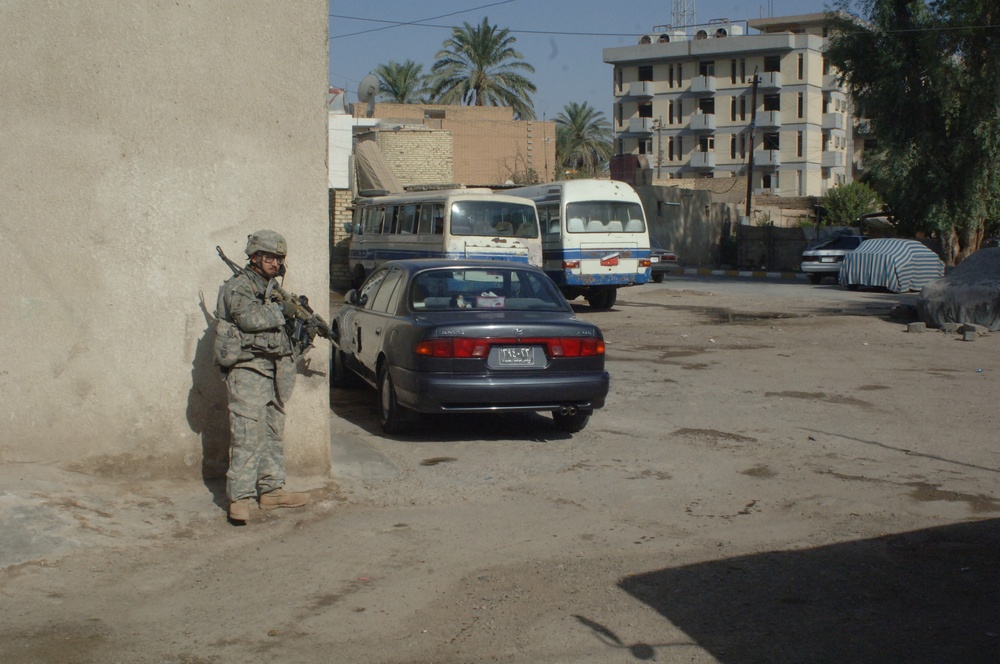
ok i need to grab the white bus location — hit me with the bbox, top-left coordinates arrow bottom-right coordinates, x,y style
345,188 -> 542,288
506,179 -> 651,310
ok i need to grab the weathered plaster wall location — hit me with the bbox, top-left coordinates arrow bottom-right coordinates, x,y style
0,1 -> 331,478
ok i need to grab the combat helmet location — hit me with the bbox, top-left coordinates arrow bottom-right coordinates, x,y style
245,230 -> 287,257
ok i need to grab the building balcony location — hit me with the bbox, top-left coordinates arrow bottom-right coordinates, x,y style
758,71 -> 782,89
690,151 -> 716,169
823,73 -> 842,91
756,110 -> 781,128
690,75 -> 716,95
755,149 -> 780,168
627,117 -> 654,135
822,151 -> 845,168
823,112 -> 845,131
628,81 -> 655,98
855,118 -> 874,136
690,112 -> 716,132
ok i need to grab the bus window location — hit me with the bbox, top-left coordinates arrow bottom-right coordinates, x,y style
398,204 -> 417,234
382,206 -> 398,234
417,203 -> 444,235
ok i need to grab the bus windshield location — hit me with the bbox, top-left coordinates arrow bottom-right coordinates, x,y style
450,200 -> 539,238
565,201 -> 646,233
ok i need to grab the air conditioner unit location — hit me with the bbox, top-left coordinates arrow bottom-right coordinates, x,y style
638,35 -> 652,44
695,29 -> 708,40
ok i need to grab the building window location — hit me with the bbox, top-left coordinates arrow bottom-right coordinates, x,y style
764,55 -> 781,73
638,140 -> 647,155
797,54 -> 804,80
668,136 -> 675,161
740,58 -> 746,83
763,132 -> 780,150
668,101 -> 674,124
699,60 -> 715,76
699,97 -> 715,114
739,133 -> 746,158
798,93 -> 804,118
740,95 -> 746,121
698,135 -> 714,153
763,94 -> 780,112
731,59 -> 737,84
675,99 -> 683,123
731,134 -> 737,158
731,97 -> 737,121
797,131 -> 803,157
762,172 -> 778,189
639,102 -> 652,118
669,65 -> 674,88
615,67 -> 622,93
639,65 -> 653,82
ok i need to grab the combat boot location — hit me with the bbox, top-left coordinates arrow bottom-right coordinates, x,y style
228,497 -> 253,523
259,487 -> 308,510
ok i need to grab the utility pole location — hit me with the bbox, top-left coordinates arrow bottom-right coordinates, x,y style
744,67 -> 759,222
653,117 -> 664,180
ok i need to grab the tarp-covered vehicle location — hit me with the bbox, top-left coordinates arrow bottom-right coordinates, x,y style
839,238 -> 944,293
918,247 -> 1000,331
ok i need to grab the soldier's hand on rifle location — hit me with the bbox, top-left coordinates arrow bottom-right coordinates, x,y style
279,297 -> 299,318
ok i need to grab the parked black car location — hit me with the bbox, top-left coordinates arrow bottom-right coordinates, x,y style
330,259 -> 610,434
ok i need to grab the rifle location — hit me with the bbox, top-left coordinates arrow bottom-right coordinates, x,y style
216,246 -> 333,354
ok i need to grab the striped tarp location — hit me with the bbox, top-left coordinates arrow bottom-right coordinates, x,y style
839,238 -> 944,293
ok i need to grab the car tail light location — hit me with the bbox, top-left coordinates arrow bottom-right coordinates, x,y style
562,260 -> 580,269
415,337 -> 605,358
639,258 -> 651,268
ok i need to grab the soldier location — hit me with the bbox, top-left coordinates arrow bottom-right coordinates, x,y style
217,230 -> 309,524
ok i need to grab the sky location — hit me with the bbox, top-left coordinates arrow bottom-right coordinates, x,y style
329,0 -> 834,121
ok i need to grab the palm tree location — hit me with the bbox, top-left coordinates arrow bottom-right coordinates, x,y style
374,60 -> 432,104
555,102 -> 613,177
430,17 -> 537,120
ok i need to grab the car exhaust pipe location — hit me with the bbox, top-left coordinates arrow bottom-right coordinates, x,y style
558,405 -> 578,417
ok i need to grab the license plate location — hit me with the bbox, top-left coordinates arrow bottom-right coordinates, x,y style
820,257 -> 835,263
499,346 -> 534,365
600,254 -> 620,267
650,256 -> 660,263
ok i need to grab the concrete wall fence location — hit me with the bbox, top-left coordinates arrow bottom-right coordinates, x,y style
1,1 -> 331,479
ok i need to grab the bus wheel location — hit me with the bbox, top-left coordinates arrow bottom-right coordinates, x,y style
587,287 -> 617,310
353,265 -> 367,290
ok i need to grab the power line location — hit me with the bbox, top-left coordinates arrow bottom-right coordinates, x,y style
330,1 -> 516,39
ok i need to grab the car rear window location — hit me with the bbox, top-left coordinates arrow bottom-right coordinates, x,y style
411,268 -> 567,311
822,236 -> 864,250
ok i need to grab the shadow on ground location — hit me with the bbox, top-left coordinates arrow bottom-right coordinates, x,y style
615,519 -> 1000,663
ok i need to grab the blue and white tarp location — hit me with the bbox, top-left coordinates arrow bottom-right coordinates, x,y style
839,238 -> 944,293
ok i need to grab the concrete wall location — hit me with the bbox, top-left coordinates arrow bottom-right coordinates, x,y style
637,185 -> 733,266
1,1 -> 331,479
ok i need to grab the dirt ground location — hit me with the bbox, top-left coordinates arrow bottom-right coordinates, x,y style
3,281 -> 999,663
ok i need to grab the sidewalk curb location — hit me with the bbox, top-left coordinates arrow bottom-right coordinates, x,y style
671,267 -> 809,281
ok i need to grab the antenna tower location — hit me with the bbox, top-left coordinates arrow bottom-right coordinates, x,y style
672,0 -> 696,27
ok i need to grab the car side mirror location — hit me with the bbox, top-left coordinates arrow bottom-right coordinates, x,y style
345,288 -> 359,305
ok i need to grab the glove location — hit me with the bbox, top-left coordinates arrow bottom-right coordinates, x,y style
279,296 -> 299,319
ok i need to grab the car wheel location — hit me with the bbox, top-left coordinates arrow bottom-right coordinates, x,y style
651,272 -> 665,283
587,287 -> 617,310
331,347 -> 358,389
553,409 -> 591,433
808,274 -> 822,285
377,364 -> 411,434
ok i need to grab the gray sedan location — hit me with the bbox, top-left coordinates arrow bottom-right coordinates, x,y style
330,259 -> 610,434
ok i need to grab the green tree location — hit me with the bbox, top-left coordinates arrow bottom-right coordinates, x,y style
430,17 -> 537,120
828,0 -> 1000,263
555,101 -> 613,178
821,181 -> 884,226
373,60 -> 432,104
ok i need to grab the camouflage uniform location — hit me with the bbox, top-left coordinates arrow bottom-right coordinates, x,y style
218,261 -> 297,504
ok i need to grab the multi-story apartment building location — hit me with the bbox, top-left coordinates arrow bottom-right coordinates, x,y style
604,13 -> 853,198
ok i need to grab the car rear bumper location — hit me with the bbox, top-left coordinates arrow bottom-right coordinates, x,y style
391,368 -> 610,413
800,262 -> 842,274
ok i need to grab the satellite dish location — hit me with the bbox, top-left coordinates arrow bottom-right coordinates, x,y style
358,74 -> 378,118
